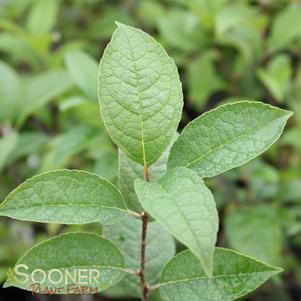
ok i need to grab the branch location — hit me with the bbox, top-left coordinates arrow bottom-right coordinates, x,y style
139,211 -> 149,301
139,165 -> 150,301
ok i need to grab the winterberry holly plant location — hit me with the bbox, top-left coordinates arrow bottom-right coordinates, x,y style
0,23 -> 293,301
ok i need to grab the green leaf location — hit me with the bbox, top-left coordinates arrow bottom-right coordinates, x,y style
26,0 -> 60,36
6,131 -> 48,166
40,126 -> 97,172
134,167 -> 218,276
225,204 -> 283,265
0,131 -> 18,172
268,4 -> 301,52
4,232 -> 125,293
65,50 -> 98,102
98,23 -> 183,167
18,69 -> 73,125
118,134 -> 176,212
157,9 -> 207,52
159,248 -> 282,301
103,215 -> 175,297
0,169 -> 127,225
168,101 -> 292,178
257,55 -> 292,102
187,51 -> 225,108
0,61 -> 20,123
215,4 -> 263,62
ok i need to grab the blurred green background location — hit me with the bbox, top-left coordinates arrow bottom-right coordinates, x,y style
0,0 -> 301,300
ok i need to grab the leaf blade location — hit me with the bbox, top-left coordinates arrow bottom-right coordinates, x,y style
0,169 -> 127,225
4,232 -> 125,293
168,101 -> 292,178
134,167 -> 218,276
98,23 -> 183,167
65,50 -> 99,102
159,248 -> 282,301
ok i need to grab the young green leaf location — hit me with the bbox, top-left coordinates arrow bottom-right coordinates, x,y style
4,232 -> 126,293
168,101 -> 292,178
0,170 -> 127,224
65,50 -> 99,102
134,167 -> 218,276
104,215 -> 175,297
98,23 -> 183,167
159,248 -> 282,301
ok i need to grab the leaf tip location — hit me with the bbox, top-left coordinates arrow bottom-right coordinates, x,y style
115,21 -> 125,28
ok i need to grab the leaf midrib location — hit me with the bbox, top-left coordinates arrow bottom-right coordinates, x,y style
152,182 -> 205,264
0,203 -> 128,212
159,270 -> 278,287
123,29 -> 147,168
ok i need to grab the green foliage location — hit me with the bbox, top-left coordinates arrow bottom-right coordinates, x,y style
98,23 -> 183,167
0,1 -> 299,300
135,167 -> 218,276
168,101 -> 292,178
0,170 -> 127,224
4,233 -> 126,293
104,215 -> 175,297
65,50 -> 99,102
225,205 -> 283,265
159,248 -> 282,301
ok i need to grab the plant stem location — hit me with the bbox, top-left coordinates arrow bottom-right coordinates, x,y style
144,164 -> 150,182
139,165 -> 150,301
140,211 -> 149,301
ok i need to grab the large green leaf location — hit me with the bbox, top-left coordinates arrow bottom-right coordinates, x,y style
0,170 -> 127,224
225,204 -> 283,265
159,248 -> 282,301
104,215 -> 175,297
168,101 -> 292,178
118,134 -> 176,212
65,50 -> 98,102
134,167 -> 218,276
4,233 -> 125,293
98,23 -> 183,167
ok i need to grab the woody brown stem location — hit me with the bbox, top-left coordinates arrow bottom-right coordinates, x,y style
139,165 -> 150,301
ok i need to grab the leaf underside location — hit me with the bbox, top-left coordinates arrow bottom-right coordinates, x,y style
134,167 -> 218,276
104,215 -> 175,297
